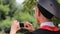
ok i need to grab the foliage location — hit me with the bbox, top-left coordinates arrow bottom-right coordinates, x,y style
0,0 -> 17,33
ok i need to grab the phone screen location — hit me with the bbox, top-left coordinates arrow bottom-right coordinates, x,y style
19,23 -> 24,28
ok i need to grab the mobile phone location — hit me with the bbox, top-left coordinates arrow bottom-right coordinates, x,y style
19,23 -> 24,28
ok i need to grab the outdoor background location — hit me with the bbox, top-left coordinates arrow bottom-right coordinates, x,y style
0,0 -> 60,34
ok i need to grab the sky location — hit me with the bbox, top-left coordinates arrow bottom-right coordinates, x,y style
16,0 -> 24,4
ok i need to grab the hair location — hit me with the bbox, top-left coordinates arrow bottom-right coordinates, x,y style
37,3 -> 54,19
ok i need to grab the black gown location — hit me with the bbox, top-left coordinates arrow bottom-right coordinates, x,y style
24,29 -> 60,34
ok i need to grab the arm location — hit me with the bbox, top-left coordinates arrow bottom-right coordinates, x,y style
10,30 -> 16,34
10,21 -> 35,34
10,20 -> 20,34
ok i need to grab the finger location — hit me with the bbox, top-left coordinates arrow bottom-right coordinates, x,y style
24,22 -> 32,26
24,27 -> 29,30
16,22 -> 20,30
16,22 -> 20,28
26,23 -> 32,27
12,20 -> 17,25
24,23 -> 32,29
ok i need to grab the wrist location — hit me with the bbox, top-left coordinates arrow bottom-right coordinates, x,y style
10,30 -> 17,34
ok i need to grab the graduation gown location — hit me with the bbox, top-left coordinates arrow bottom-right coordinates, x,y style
24,26 -> 60,34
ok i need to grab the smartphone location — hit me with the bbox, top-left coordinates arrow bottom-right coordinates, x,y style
19,23 -> 24,28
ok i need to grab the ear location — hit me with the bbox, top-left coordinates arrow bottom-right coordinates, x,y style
38,11 -> 41,17
36,8 -> 41,19
36,11 -> 41,25
37,7 -> 41,17
34,7 -> 41,18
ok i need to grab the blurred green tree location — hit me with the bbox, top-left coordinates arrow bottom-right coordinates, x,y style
0,0 -> 17,33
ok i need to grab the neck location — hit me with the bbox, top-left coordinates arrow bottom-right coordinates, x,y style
40,19 -> 52,23
39,16 -> 52,23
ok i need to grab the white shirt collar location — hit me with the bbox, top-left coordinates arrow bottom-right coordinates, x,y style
40,22 -> 55,27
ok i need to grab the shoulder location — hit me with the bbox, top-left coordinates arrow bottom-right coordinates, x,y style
24,29 -> 60,34
33,29 -> 51,34
33,29 -> 60,34
58,30 -> 60,33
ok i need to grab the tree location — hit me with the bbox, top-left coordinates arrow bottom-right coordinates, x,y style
0,0 -> 17,33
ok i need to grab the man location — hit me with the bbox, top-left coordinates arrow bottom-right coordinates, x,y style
10,0 -> 60,34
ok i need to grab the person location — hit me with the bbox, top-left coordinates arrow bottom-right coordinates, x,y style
10,0 -> 60,34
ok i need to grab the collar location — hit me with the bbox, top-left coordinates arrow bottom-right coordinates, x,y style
40,22 -> 55,27
39,22 -> 59,31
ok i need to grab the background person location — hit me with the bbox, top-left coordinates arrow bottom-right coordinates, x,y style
10,0 -> 60,34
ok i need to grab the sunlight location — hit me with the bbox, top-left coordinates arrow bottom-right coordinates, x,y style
16,0 -> 24,4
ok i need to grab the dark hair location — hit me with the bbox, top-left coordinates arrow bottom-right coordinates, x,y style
37,3 -> 54,19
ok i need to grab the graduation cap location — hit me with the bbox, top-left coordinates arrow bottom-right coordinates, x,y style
38,0 -> 60,19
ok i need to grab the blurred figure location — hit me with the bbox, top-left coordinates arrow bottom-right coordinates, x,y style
10,0 -> 60,34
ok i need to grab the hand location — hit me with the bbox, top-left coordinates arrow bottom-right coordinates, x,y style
24,22 -> 35,32
10,20 -> 20,34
